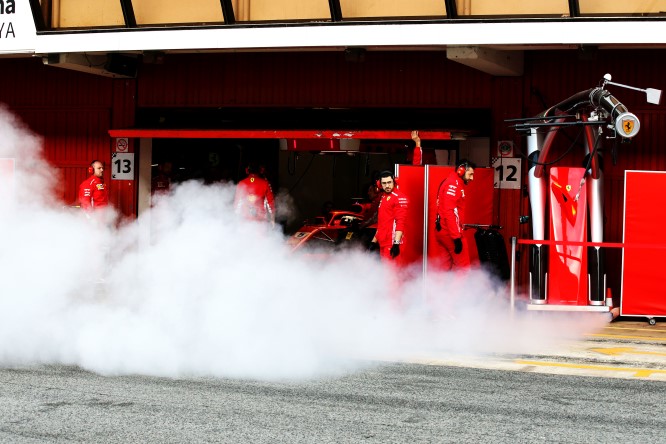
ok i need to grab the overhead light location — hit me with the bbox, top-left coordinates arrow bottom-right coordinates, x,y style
41,53 -> 60,65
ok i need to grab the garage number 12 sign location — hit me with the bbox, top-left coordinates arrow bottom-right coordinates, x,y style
492,157 -> 521,190
112,152 -> 134,180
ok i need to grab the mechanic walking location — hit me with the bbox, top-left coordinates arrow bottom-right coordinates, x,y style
370,170 -> 409,264
78,160 -> 109,212
433,159 -> 475,270
234,163 -> 276,227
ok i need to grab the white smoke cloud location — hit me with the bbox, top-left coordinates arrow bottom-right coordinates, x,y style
0,105 -> 53,210
0,107 -> 608,381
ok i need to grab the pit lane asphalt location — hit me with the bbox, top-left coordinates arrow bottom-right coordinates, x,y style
1,361 -> 665,443
0,321 -> 665,443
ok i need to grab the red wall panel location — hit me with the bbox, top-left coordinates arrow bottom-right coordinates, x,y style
622,171 -> 666,316
0,58 -> 137,217
18,108 -> 112,205
0,59 -> 113,108
394,165 -> 425,268
138,52 -> 492,109
490,76 -> 527,286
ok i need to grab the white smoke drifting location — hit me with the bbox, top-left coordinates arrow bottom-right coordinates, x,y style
0,106 -> 608,380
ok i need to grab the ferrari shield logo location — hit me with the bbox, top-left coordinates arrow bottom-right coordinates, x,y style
614,113 -> 639,138
566,185 -> 572,192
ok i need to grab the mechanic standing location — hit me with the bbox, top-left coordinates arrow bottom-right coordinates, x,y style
359,182 -> 381,225
370,170 -> 409,264
433,159 -> 475,270
78,160 -> 109,212
78,160 -> 111,286
234,163 -> 276,227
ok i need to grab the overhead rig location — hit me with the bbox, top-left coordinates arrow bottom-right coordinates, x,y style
509,74 -> 660,140
509,75 -> 662,311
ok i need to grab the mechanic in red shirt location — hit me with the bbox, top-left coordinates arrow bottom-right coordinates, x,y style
234,163 -> 276,226
78,160 -> 109,211
433,159 -> 475,270
370,170 -> 409,263
357,182 -> 381,225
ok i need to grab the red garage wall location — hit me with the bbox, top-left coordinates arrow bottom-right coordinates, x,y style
0,58 -> 137,218
138,52 -> 493,109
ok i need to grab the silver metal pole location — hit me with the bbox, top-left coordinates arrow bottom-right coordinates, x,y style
510,236 -> 517,313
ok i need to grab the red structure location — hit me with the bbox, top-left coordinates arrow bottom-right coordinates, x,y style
621,171 -> 666,322
512,74 -> 664,318
548,167 -> 588,305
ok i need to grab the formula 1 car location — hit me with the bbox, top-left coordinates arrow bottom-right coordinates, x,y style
288,202 -> 377,254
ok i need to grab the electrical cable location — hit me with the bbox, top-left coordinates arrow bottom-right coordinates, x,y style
513,126 -> 585,167
288,153 -> 315,193
573,127 -> 602,202
287,151 -> 296,176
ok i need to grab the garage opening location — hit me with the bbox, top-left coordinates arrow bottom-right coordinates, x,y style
112,107 -> 491,232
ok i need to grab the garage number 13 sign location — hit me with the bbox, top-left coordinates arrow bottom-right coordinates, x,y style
112,152 -> 134,180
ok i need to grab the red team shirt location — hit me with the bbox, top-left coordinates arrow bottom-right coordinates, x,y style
439,170 -> 466,237
234,174 -> 275,222
78,175 -> 108,211
434,170 -> 470,269
375,188 -> 409,247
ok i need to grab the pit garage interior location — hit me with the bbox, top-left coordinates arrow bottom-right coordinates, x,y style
124,107 -> 490,232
